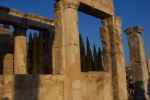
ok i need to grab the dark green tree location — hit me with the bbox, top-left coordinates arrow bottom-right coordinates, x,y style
93,44 -> 98,71
27,32 -> 33,74
98,47 -> 103,71
31,33 -> 38,74
79,34 -> 86,72
37,32 -> 44,74
3,24 -> 9,29
86,37 -> 93,71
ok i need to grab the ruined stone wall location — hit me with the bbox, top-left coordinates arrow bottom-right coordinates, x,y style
0,75 -> 64,100
0,28 -> 13,75
0,72 -> 112,100
81,72 -> 113,100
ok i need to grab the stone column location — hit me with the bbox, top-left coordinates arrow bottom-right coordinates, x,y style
100,16 -> 128,100
14,25 -> 27,74
54,1 -> 81,100
125,26 -> 149,99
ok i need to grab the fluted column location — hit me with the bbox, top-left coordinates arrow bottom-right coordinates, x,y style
125,26 -> 149,99
54,1 -> 81,100
100,16 -> 128,100
14,25 -> 27,74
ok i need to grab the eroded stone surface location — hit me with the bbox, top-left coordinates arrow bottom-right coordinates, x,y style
0,75 -> 64,100
125,26 -> 149,99
81,72 -> 113,100
101,16 -> 128,100
147,59 -> 150,76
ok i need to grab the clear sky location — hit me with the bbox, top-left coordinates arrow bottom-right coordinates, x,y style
0,0 -> 150,67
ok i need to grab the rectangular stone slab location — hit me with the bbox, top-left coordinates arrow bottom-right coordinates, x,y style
79,0 -> 114,19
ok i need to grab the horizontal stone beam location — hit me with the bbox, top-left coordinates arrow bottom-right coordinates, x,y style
0,6 -> 54,30
79,0 -> 114,19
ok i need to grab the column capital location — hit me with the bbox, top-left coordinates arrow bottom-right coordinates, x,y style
125,26 -> 144,35
14,24 -> 28,36
55,0 -> 79,11
124,28 -> 134,35
101,16 -> 122,27
133,26 -> 144,33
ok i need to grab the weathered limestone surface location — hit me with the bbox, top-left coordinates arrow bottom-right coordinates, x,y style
0,28 -> 13,75
0,75 -> 64,100
14,26 -> 27,74
147,59 -> 150,76
79,0 -> 114,18
81,72 -> 113,100
125,26 -> 149,99
100,16 -> 128,100
54,1 -> 81,100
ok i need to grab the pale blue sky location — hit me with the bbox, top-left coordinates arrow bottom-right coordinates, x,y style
0,0 -> 150,67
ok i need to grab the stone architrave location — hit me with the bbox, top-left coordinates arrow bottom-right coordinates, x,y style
14,25 -> 27,74
125,26 -> 149,99
54,1 -> 81,100
100,16 -> 128,100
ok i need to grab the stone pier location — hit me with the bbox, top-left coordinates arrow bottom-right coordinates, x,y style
125,26 -> 149,99
14,25 -> 27,74
54,1 -> 81,100
100,16 -> 128,100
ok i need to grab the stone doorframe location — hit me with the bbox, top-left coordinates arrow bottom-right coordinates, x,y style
53,0 -> 128,100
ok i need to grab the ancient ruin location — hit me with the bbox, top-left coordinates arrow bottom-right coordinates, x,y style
2,0 -> 148,100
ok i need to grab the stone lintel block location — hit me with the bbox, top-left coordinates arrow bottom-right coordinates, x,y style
79,0 -> 114,17
9,8 -> 23,17
41,17 -> 55,26
23,13 -> 43,22
125,26 -> 144,35
0,28 -> 12,34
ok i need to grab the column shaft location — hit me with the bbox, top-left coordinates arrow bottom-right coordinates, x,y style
14,26 -> 27,74
101,16 -> 128,100
54,1 -> 81,100
125,26 -> 149,99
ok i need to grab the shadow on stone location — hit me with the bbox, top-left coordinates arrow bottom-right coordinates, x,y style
13,75 -> 39,100
134,81 -> 146,100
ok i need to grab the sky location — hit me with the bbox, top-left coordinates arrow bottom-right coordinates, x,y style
0,0 -> 150,67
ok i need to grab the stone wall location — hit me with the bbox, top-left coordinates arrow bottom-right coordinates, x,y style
0,75 -> 64,100
0,72 -> 113,100
81,72 -> 113,100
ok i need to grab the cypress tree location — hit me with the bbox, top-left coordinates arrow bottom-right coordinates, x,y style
79,34 -> 86,72
98,47 -> 103,71
32,33 -> 38,74
93,44 -> 98,71
3,24 -> 9,29
86,37 -> 93,71
27,32 -> 33,74
37,32 -> 44,74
